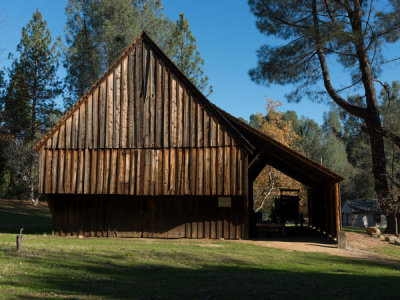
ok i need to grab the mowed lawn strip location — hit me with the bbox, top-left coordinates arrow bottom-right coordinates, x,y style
0,234 -> 399,300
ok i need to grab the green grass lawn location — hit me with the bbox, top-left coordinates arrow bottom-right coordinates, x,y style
0,201 -> 400,299
0,234 -> 400,299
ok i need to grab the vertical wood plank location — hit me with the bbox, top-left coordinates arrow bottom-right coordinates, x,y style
127,50 -> 135,147
183,89 -> 190,147
224,147 -> 231,195
135,41 -> 143,148
51,150 -> 58,194
92,87 -> 99,148
103,149 -> 111,194
231,147 -> 237,195
90,150 -> 97,194
58,123 -> 65,149
129,149 -> 136,195
149,49 -> 155,148
156,59 -> 162,148
124,150 -> 130,194
65,118 -> 72,149
170,76 -> 177,147
113,67 -> 121,148
39,149 -> 45,193
197,148 -> 203,195
211,147 -> 217,195
96,150 -> 104,194
71,150 -> 78,193
163,67 -> 169,148
77,150 -> 84,194
197,102 -> 203,147
163,149 -> 169,194
217,147 -> 224,195
177,83 -> 183,147
106,74 -> 114,148
52,130 -> 59,149
78,103 -> 86,149
120,57 -> 128,148
57,150 -> 65,193
190,95 -> 196,147
203,110 -> 209,147
109,149 -> 118,194
83,149 -> 91,194
86,94 -> 93,148
64,150 -> 72,193
45,150 -> 53,194
99,82 -> 106,148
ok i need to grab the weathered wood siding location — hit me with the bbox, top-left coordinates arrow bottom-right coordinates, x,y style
43,40 -> 235,150
39,147 -> 246,196
47,195 -> 247,239
39,38 -> 247,196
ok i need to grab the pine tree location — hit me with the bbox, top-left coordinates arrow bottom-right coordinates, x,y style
3,10 -> 62,204
171,13 -> 212,96
248,0 -> 400,233
64,0 -> 102,109
64,0 -> 212,109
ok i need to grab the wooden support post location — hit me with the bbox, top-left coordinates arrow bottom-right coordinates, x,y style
16,228 -> 23,251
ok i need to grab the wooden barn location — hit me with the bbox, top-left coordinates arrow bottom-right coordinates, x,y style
34,32 -> 343,239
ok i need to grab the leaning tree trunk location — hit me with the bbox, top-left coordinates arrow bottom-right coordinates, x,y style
348,2 -> 396,233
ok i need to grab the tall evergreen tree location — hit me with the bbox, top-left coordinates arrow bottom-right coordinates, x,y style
3,10 -> 62,204
64,0 -> 101,109
248,0 -> 400,232
171,13 -> 212,96
64,0 -> 212,110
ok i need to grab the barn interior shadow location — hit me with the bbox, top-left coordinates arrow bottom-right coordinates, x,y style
252,226 -> 337,245
2,246 -> 399,299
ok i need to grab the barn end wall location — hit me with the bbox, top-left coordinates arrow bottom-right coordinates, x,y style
46,194 -> 248,239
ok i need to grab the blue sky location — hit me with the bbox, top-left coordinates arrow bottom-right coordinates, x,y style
1,0 -> 399,124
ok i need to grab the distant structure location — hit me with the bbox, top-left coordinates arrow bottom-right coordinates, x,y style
34,32 -> 343,239
342,199 -> 387,229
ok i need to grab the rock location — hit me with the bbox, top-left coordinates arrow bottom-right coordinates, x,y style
370,233 -> 380,238
366,227 -> 381,236
78,235 -> 84,239
395,238 -> 400,245
385,236 -> 397,243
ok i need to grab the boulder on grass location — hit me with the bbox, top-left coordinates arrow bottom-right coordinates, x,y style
366,227 -> 381,236
395,238 -> 400,245
371,233 -> 380,238
385,236 -> 397,243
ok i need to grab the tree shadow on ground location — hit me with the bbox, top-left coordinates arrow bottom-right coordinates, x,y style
0,200 -> 52,234
2,245 -> 400,299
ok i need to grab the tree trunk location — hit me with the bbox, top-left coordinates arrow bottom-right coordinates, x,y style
28,151 -> 38,206
348,2 -> 396,233
385,213 -> 399,235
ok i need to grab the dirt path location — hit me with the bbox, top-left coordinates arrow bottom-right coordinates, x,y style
235,232 -> 400,266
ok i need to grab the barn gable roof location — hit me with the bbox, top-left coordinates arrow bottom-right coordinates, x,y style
35,31 -> 343,186
34,32 -> 255,153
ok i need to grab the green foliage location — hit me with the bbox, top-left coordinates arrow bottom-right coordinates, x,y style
3,9 -> 62,141
63,0 -> 102,109
0,10 -> 62,200
247,0 -> 400,103
64,0 -> 211,110
171,13 -> 212,96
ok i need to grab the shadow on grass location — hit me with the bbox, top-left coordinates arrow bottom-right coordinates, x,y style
0,200 -> 52,234
1,245 -> 400,299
